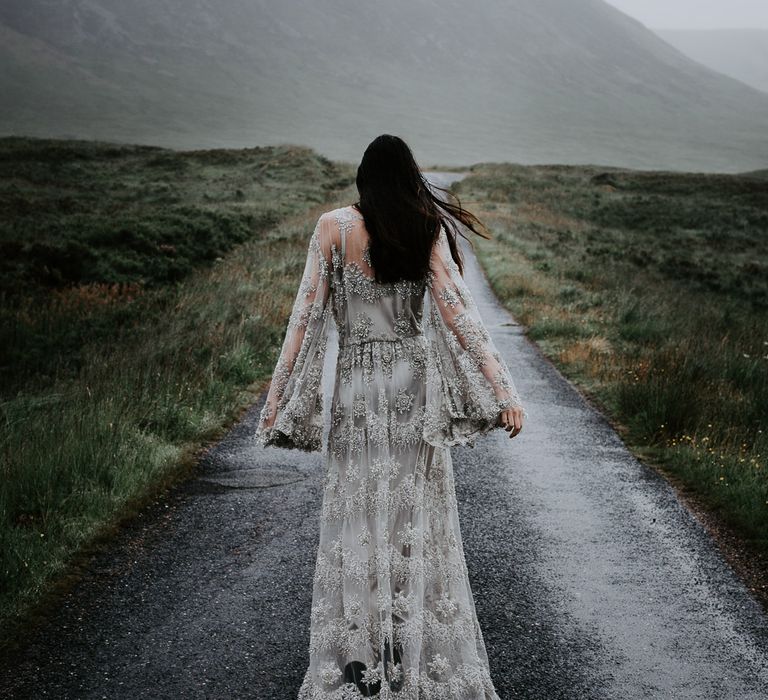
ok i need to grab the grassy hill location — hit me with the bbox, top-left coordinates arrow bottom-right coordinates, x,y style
0,137 -> 351,391
1,0 -> 768,171
460,163 -> 768,568
0,137 -> 355,642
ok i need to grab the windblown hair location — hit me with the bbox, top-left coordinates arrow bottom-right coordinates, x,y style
353,134 -> 489,284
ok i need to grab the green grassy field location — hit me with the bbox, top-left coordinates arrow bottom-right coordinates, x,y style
459,163 -> 768,560
0,137 -> 355,639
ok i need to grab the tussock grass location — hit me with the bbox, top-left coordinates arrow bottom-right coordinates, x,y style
460,163 -> 768,555
0,137 -> 355,638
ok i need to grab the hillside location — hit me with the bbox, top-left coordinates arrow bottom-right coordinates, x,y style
0,137 -> 347,299
1,0 -> 768,171
657,29 -> 768,95
0,136 -> 355,634
461,161 -> 768,557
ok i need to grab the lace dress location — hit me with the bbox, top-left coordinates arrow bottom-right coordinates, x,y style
255,205 -> 526,699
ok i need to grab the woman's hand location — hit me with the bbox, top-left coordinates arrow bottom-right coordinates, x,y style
498,407 -> 524,439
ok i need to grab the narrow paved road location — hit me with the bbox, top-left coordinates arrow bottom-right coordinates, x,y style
3,173 -> 767,699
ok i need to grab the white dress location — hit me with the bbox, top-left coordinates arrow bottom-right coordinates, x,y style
255,205 -> 526,699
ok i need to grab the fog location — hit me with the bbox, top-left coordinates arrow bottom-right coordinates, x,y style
605,0 -> 768,30
2,0 -> 767,170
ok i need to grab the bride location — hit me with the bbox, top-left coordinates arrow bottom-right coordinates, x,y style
255,134 -> 526,699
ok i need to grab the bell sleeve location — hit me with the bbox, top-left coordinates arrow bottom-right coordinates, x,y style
254,214 -> 334,452
423,224 -> 527,448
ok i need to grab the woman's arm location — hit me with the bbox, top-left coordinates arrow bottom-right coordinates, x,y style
255,214 -> 335,451
423,224 -> 526,445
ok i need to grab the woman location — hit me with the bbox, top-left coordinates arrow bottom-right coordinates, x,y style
255,134 -> 526,699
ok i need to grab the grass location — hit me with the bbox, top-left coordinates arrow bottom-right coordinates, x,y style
0,136 -> 352,393
458,163 -> 768,558
0,137 -> 356,639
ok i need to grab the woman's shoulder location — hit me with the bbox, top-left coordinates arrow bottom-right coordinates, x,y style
322,204 -> 363,221
312,206 -> 363,252
318,205 -> 365,241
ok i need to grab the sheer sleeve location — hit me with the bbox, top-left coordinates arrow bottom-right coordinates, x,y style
254,214 -> 335,451
423,224 -> 527,448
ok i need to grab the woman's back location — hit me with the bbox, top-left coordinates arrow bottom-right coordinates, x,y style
328,204 -> 427,346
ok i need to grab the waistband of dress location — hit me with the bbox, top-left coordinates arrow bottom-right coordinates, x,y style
338,333 -> 425,349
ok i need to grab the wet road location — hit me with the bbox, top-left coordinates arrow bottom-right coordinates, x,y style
2,172 -> 768,699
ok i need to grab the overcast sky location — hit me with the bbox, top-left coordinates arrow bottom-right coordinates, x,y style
604,0 -> 768,30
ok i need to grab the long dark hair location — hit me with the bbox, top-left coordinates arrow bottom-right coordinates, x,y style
353,134 -> 489,284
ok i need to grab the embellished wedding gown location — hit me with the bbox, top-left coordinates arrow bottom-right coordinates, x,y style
255,205 -> 526,699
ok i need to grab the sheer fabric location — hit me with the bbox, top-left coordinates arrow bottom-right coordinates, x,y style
256,206 -> 525,699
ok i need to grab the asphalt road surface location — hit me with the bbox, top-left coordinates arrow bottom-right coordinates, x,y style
2,172 -> 767,699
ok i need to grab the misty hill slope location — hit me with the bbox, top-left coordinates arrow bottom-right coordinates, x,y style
656,29 -> 768,95
1,0 -> 767,171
